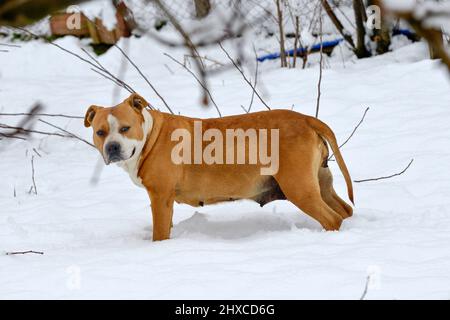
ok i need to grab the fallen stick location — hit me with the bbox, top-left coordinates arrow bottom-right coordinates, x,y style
354,159 -> 414,183
6,250 -> 44,255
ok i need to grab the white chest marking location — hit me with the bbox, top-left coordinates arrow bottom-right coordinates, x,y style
110,110 -> 153,188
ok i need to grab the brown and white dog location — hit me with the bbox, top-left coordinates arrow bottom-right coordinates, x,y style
84,93 -> 354,241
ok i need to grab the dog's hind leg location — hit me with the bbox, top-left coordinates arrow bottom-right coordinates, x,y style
318,167 -> 353,219
275,169 -> 343,231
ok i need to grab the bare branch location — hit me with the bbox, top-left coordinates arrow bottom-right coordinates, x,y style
149,0 -> 209,106
164,53 -> 222,117
81,47 -> 135,93
9,27 -> 136,93
0,132 -> 26,140
38,119 -> 95,148
0,123 -> 70,138
0,112 -> 83,119
114,44 -> 175,114
360,275 -> 370,300
0,43 -> 21,48
5,250 -> 44,255
247,45 -> 259,113
33,148 -> 42,157
321,0 -> 356,49
184,54 -> 225,68
219,43 -> 271,110
354,159 -> 414,183
90,68 -> 129,91
329,107 -> 370,160
30,155 -> 37,195
315,9 -> 323,118
240,105 -> 250,114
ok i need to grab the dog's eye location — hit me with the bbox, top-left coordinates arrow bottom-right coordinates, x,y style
96,130 -> 105,137
120,126 -> 130,133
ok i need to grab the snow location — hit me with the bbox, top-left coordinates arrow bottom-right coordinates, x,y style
1,28 -> 450,299
81,0 -> 118,31
384,0 -> 450,33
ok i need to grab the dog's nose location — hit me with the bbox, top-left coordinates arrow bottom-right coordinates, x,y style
106,142 -> 121,160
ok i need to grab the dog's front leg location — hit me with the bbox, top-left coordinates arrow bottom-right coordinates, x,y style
148,191 -> 174,241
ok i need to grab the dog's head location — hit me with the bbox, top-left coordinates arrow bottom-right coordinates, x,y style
84,93 -> 153,165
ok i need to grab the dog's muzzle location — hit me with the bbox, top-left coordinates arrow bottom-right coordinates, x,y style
105,142 -> 123,164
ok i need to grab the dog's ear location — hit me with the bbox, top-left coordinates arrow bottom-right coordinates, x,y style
126,93 -> 149,113
84,105 -> 102,127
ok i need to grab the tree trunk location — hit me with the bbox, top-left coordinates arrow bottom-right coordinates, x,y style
275,0 -> 287,67
367,0 -> 391,55
428,29 -> 444,60
193,0 -> 211,19
352,0 -> 371,58
321,0 -> 355,49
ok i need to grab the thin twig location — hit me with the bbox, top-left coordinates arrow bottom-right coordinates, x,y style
0,132 -> 26,140
81,47 -> 135,93
219,43 -> 270,110
10,27 -> 135,94
184,54 -> 225,67
0,123 -> 69,138
329,107 -> 370,160
163,53 -> 222,117
240,105 -> 250,113
0,112 -> 83,119
150,0 -> 209,106
114,44 -> 173,114
6,250 -> 44,255
33,148 -> 42,157
354,159 -> 414,183
247,45 -> 259,113
38,119 -> 95,148
164,63 -> 174,75
315,8 -> 324,118
360,275 -> 370,300
30,155 -> 37,195
90,67 -> 128,90
0,43 -> 21,47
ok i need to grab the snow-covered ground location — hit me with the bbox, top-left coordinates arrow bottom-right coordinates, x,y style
1,31 -> 450,299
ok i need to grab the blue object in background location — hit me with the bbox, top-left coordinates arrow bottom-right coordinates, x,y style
256,29 -> 417,63
257,38 -> 344,62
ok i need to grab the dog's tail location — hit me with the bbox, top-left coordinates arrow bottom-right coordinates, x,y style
306,116 -> 354,204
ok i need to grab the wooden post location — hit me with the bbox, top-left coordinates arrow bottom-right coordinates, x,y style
194,0 -> 211,19
276,0 -> 287,67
